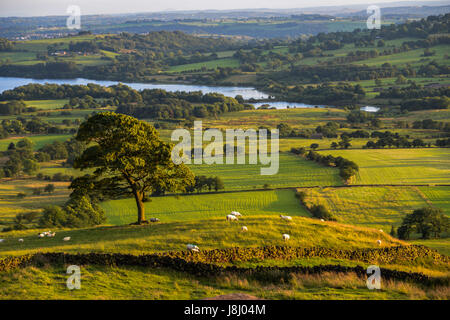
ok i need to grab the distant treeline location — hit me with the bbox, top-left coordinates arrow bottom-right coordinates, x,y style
116,89 -> 251,119
378,82 -> 450,99
0,117 -> 75,139
258,83 -> 365,105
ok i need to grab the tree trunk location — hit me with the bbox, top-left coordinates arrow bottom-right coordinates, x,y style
133,190 -> 147,224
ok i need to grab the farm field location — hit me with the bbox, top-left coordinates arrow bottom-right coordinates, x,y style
324,148 -> 450,185
0,134 -> 72,151
102,189 -> 308,225
189,153 -> 343,190
167,58 -> 240,72
23,99 -> 69,110
298,186 -> 450,231
0,175 -> 71,229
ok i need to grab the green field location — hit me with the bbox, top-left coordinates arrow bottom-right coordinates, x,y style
168,58 -> 240,72
299,186 -> 450,230
24,99 -> 69,110
324,148 -> 450,185
189,152 -> 343,190
102,189 -> 308,225
0,134 -> 72,151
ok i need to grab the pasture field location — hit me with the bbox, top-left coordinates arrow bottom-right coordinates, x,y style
324,148 -> 450,185
0,214 -> 406,258
0,134 -> 72,151
102,189 -> 308,225
394,109 -> 450,122
352,45 -> 449,67
411,239 -> 450,256
24,99 -> 69,110
297,186 -> 450,231
189,152 -> 343,190
0,175 -> 71,228
168,58 -> 240,73
202,107 -> 347,130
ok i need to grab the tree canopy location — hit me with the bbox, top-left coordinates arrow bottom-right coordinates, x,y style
72,112 -> 195,224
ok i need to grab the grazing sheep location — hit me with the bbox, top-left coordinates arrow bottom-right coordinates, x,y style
0,239 -> 4,243
231,211 -> 242,217
376,240 -> 382,246
282,234 -> 290,241
280,215 -> 292,221
63,237 -> 71,241
18,239 -> 24,242
226,214 -> 238,221
150,218 -> 160,223
187,244 -> 200,252
320,219 -> 325,222
38,233 -> 45,238
241,226 -> 248,232
379,229 -> 383,233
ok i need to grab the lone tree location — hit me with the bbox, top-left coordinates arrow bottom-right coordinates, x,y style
72,112 -> 195,224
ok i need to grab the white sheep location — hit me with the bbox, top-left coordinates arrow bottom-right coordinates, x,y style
226,214 -> 238,221
282,234 -> 290,241
0,239 -> 4,243
376,240 -> 382,246
38,233 -> 45,238
150,218 -> 160,223
280,215 -> 292,221
63,237 -> 71,241
320,219 -> 325,222
18,238 -> 24,242
379,229 -> 384,233
187,244 -> 200,252
241,226 -> 248,232
231,211 -> 242,217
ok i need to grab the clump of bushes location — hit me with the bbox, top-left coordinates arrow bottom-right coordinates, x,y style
39,195 -> 106,228
296,191 -> 336,221
309,204 -> 336,221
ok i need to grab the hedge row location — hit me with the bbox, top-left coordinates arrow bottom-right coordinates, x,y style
0,249 -> 448,287
1,246 -> 447,273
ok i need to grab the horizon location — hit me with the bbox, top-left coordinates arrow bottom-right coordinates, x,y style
0,0 -> 447,18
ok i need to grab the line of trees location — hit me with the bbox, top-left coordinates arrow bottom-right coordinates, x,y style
291,148 -> 359,181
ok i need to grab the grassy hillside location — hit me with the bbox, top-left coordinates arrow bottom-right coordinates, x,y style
3,263 -> 447,300
0,214 -> 404,258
